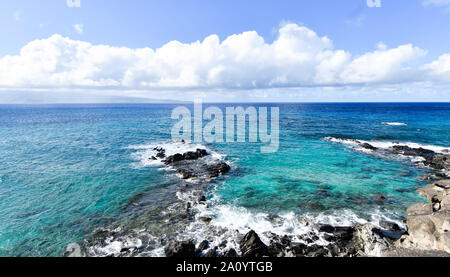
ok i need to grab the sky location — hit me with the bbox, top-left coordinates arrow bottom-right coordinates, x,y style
0,0 -> 450,103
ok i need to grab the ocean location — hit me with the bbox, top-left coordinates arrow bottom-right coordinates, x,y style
1,103 -> 449,256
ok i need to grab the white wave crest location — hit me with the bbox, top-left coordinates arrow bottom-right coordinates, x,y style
382,122 -> 408,126
175,187 -> 406,256
325,137 -> 450,154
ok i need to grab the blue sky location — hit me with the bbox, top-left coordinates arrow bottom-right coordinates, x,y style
1,0 -> 450,102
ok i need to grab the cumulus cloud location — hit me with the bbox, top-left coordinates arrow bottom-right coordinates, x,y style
66,0 -> 81,8
423,54 -> 450,83
73,24 -> 83,35
0,23 -> 447,91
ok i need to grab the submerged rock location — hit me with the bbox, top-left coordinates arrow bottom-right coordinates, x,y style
375,195 -> 387,202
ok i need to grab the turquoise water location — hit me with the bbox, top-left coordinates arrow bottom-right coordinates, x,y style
0,103 -> 449,256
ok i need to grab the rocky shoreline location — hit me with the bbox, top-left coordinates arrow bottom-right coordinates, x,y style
162,141 -> 450,258
326,137 -> 450,179
67,142 -> 450,257
165,179 -> 450,257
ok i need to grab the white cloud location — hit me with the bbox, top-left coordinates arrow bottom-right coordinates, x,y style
423,54 -> 450,83
423,0 -> 450,7
339,44 -> 427,84
66,0 -> 81,8
0,23 -> 447,92
73,24 -> 83,35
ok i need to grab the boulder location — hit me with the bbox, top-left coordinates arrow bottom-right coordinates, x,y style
183,151 -> 199,160
352,224 -> 390,256
196,149 -> 208,158
223,248 -> 238,257
239,230 -> 268,257
204,247 -> 218,257
198,195 -> 207,203
197,240 -> 209,252
206,162 -> 231,177
164,241 -> 196,257
319,225 -> 355,241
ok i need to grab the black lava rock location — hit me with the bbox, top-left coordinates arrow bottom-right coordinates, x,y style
164,241 -> 196,257
240,230 -> 268,257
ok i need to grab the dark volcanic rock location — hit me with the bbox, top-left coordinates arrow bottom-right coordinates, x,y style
218,240 -> 228,249
177,169 -> 194,179
318,225 -> 355,248
154,147 -> 166,158
196,149 -> 208,158
204,247 -> 218,257
240,230 -> 268,257
427,154 -> 450,171
392,146 -> 435,158
361,143 -> 377,151
223,248 -> 237,257
198,195 -> 207,203
268,242 -> 285,257
157,146 -> 230,180
183,151 -> 199,160
266,233 -> 291,257
164,153 -> 184,164
197,240 -> 209,252
164,149 -> 209,164
289,243 -> 308,256
288,243 -> 331,257
164,241 -> 196,257
206,162 -> 231,178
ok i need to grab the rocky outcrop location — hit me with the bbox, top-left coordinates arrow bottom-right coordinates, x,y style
326,137 -> 450,175
427,154 -> 450,171
398,180 -> 450,253
163,149 -> 209,165
154,148 -> 231,180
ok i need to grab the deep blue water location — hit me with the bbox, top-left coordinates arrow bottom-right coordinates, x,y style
0,103 -> 449,256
